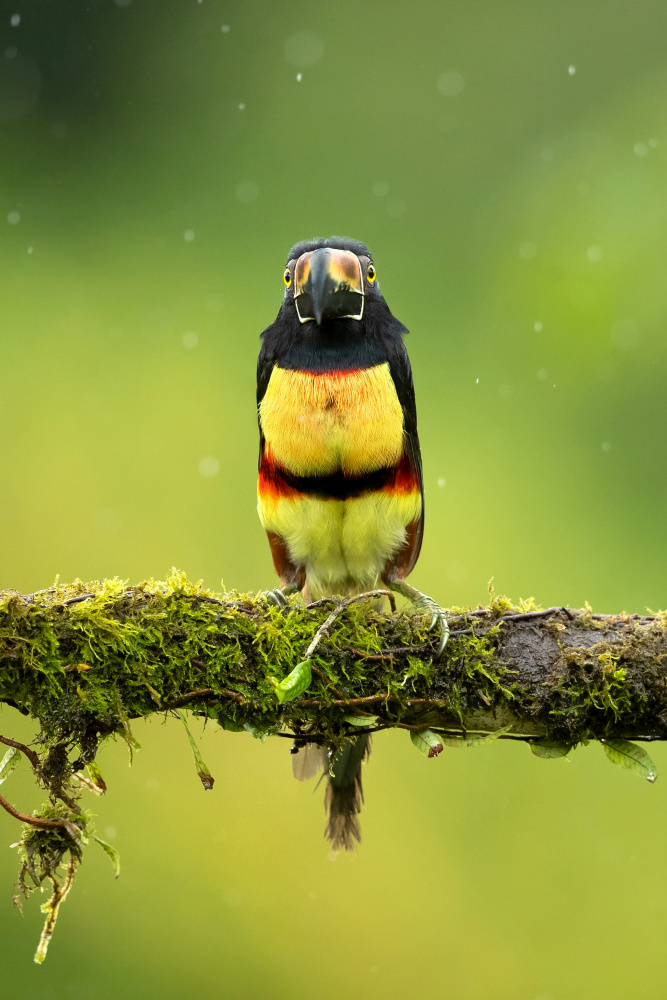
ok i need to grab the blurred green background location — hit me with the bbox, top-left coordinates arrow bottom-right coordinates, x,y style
2,0 -> 667,996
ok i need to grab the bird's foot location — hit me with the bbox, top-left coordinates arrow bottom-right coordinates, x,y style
387,579 -> 449,658
265,583 -> 299,609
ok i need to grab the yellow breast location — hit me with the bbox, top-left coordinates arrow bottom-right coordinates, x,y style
259,363 -> 405,476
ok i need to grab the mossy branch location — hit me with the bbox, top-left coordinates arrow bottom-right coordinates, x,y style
1,570 -> 666,959
2,572 -> 666,745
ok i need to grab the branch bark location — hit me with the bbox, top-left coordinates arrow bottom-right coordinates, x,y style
1,575 -> 666,746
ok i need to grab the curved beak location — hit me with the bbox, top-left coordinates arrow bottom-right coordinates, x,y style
294,248 -> 364,325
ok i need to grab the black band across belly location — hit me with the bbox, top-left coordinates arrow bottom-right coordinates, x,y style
275,465 -> 394,500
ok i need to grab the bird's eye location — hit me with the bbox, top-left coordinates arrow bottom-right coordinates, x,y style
367,264 -> 376,284
283,268 -> 291,287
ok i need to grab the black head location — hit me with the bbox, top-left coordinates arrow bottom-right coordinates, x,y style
282,236 -> 380,326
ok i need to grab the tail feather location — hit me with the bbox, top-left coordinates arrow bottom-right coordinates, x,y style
324,735 -> 371,852
291,744 -> 327,781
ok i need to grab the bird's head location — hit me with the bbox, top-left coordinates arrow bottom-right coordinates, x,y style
282,237 -> 380,326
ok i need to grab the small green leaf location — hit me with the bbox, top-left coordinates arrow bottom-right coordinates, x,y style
0,746 -> 20,786
344,715 -> 379,727
86,761 -> 107,793
220,718 -> 245,732
244,722 -> 270,742
410,729 -> 444,758
176,710 -> 215,790
269,659 -> 312,704
530,739 -> 573,759
92,835 -> 121,878
601,739 -> 658,783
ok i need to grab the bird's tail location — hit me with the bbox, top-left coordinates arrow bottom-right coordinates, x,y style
324,735 -> 371,853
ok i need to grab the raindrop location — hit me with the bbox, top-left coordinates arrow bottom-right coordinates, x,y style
634,142 -> 648,157
105,826 -> 117,840
184,229 -> 195,243
182,331 -> 199,349
372,181 -> 389,197
519,242 -> 537,260
475,378 -> 479,383
537,368 -> 548,380
602,441 -> 611,452
534,321 -> 543,332
114,0 -> 132,7
7,210 -> 19,224
238,103 -> 245,110
5,46 -> 17,59
10,13 -> 20,27
587,244 -> 602,262
284,30 -> 324,68
568,64 -> 576,75
437,71 -> 464,96
221,24 -> 230,33
199,456 -> 219,478
437,477 -> 446,488
296,72 -> 302,82
27,246 -> 32,253
235,179 -> 259,204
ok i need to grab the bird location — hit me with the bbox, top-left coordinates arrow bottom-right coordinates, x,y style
256,236 -> 447,851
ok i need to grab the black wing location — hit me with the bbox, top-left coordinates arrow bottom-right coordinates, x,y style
387,340 -> 424,577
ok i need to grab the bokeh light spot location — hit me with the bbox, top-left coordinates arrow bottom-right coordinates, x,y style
235,180 -> 259,204
519,241 -> 537,260
437,71 -> 465,96
284,31 -> 324,68
199,456 -> 219,478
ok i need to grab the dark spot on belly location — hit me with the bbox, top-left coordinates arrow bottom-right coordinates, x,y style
324,397 -> 336,410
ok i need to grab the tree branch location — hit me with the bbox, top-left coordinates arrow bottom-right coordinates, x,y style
1,571 -> 666,960
0,572 -> 665,745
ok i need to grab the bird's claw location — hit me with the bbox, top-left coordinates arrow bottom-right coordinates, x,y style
266,588 -> 288,608
387,579 -> 449,659
265,584 -> 299,609
415,595 -> 450,658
